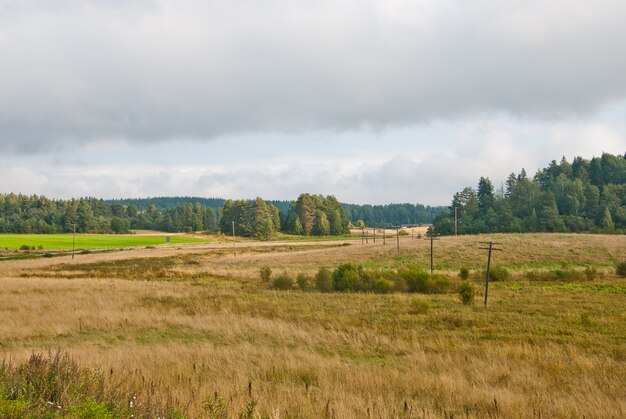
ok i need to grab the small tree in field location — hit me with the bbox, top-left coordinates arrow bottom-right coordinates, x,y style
259,266 -> 272,282
459,282 -> 475,305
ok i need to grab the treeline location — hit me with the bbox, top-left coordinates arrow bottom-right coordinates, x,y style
0,193 -> 351,238
106,197 -> 293,214
433,153 -> 626,235
108,197 -> 444,227
219,194 -> 351,239
0,194 -> 219,234
343,203 -> 445,227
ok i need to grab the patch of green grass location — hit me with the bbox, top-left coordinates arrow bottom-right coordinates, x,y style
0,233 -> 210,250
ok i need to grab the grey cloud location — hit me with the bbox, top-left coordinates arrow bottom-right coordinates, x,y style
1,0 -> 626,152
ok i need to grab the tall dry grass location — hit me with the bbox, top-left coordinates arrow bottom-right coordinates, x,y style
1,233 -> 625,417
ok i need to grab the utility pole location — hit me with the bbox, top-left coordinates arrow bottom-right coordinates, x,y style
373,228 -> 376,243
361,227 -> 365,244
479,241 -> 503,307
71,224 -> 76,260
423,227 -> 439,275
396,228 -> 400,255
383,228 -> 386,245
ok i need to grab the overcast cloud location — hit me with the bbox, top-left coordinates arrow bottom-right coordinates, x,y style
1,0 -> 625,204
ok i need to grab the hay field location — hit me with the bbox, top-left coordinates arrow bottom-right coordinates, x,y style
1,234 -> 625,417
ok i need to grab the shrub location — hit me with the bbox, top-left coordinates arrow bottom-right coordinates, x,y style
259,266 -> 272,282
271,272 -> 294,290
459,267 -> 470,280
315,268 -> 333,292
425,275 -> 451,294
487,266 -> 511,281
458,282 -> 475,305
400,268 -> 429,293
296,273 -> 312,290
372,278 -> 393,294
616,261 -> 626,278
354,269 -> 376,292
398,229 -> 409,236
19,244 -> 32,251
332,263 -> 362,292
584,266 -> 597,281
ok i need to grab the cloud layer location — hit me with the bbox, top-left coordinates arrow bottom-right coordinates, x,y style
2,0 -> 626,152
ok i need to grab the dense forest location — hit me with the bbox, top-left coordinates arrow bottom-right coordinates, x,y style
343,203 -> 445,227
0,193 -> 350,239
108,197 -> 442,226
433,153 -> 626,235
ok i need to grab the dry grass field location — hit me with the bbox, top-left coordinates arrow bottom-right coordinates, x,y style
1,233 -> 625,417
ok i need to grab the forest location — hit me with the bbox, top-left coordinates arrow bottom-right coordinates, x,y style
0,193 -> 350,239
433,152 -> 626,234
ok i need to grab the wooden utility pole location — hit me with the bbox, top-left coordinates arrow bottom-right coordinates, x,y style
373,228 -> 376,243
424,227 -> 439,275
479,241 -> 503,307
396,228 -> 400,255
383,228 -> 386,245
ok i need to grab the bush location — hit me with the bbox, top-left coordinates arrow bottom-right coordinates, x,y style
398,229 -> 409,236
332,263 -> 362,292
458,282 -> 475,305
584,266 -> 597,281
487,266 -> 511,281
459,267 -> 470,280
315,268 -> 333,292
259,266 -> 272,282
271,272 -> 294,290
372,278 -> 393,294
425,275 -> 451,294
296,273 -> 312,290
400,268 -> 429,293
616,261 -> 626,278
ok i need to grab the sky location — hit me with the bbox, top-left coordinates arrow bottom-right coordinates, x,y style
1,0 -> 625,205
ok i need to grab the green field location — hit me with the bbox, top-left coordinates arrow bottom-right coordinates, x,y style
0,234 -> 210,250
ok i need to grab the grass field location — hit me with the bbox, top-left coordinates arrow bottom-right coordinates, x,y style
1,233 -> 625,417
0,233 -> 211,250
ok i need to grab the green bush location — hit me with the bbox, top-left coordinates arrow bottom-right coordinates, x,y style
398,229 -> 409,236
332,263 -> 362,292
487,266 -> 511,281
315,268 -> 333,292
372,278 -> 393,294
400,268 -> 429,293
259,266 -> 272,282
458,282 -> 475,305
296,273 -> 312,290
616,261 -> 626,278
425,275 -> 451,294
459,267 -> 470,280
272,272 -> 294,290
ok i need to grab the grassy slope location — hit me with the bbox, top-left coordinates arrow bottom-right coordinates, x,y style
1,233 -> 625,417
0,233 -> 210,250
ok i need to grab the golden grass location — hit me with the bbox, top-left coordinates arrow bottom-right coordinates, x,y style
1,233 -> 625,417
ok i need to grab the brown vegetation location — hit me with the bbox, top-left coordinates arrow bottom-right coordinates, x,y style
1,234 -> 625,417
